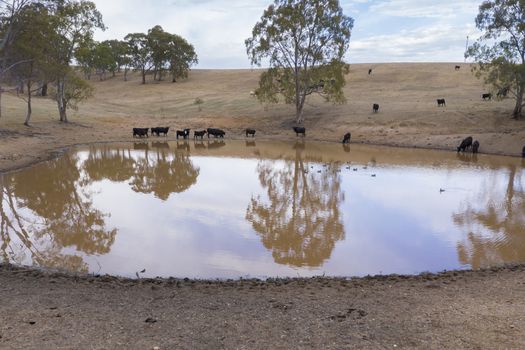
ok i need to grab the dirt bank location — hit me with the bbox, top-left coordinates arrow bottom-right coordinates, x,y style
1,263 -> 525,349
1,63 -> 525,349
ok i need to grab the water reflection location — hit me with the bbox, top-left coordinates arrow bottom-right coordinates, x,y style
83,145 -> 199,200
0,140 -> 524,279
0,153 -> 117,272
246,145 -> 345,267
454,165 -> 525,268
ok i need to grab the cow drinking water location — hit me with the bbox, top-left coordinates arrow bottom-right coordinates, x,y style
245,128 -> 256,137
457,136 -> 473,152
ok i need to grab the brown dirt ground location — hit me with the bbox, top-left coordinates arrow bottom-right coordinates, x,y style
1,63 -> 525,349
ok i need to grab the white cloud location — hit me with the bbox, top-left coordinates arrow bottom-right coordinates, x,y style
91,0 -> 483,68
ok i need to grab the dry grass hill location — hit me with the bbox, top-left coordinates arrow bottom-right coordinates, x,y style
0,62 -> 524,172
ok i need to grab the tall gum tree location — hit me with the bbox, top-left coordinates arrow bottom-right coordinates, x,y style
468,0 -> 525,119
48,0 -> 104,122
245,0 -> 353,124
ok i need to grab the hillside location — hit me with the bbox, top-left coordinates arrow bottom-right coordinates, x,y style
0,63 -> 524,172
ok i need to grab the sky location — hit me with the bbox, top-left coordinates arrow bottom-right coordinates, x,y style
91,0 -> 483,69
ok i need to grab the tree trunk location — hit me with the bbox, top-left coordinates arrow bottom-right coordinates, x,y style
142,68 -> 146,84
24,80 -> 32,126
41,83 -> 47,97
513,84 -> 524,119
0,85 -> 3,119
56,79 -> 68,122
124,68 -> 128,82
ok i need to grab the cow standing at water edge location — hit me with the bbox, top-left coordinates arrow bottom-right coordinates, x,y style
437,99 -> 446,107
245,128 -> 256,137
207,128 -> 225,138
457,136 -> 473,152
342,133 -> 351,144
133,128 -> 149,138
293,127 -> 305,137
373,104 -> 379,113
472,140 -> 480,154
176,129 -> 190,139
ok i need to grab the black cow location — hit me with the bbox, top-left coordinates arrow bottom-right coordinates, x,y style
151,127 -> 170,136
472,140 -> 480,153
373,103 -> 379,113
368,68 -> 373,75
455,65 -> 461,71
522,145 -> 525,158
293,126 -> 305,137
457,136 -> 473,152
482,93 -> 492,101
342,132 -> 351,144
133,128 -> 149,138
176,128 -> 190,139
207,128 -> 225,138
245,128 -> 256,137
194,130 -> 207,139
437,98 -> 446,107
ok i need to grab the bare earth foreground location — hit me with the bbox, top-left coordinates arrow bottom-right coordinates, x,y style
1,63 -> 525,349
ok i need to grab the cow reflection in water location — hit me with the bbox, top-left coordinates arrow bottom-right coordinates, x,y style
453,165 -> 525,269
0,153 -> 118,272
246,144 -> 345,267
84,145 -> 200,201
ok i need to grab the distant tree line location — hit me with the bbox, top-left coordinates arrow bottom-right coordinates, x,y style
0,0 -> 198,126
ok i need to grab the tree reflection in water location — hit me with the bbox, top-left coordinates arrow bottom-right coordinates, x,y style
246,142 -> 345,267
454,165 -> 525,268
83,144 -> 200,201
0,153 -> 117,272
0,143 -> 200,272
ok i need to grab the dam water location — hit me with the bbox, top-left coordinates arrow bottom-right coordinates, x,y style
0,140 -> 523,279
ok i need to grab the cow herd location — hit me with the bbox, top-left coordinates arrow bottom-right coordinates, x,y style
130,66 -> 523,158
133,127 -> 228,139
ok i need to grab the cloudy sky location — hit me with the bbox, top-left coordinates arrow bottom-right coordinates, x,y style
91,0 -> 482,69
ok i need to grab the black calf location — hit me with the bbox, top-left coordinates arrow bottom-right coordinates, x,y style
293,127 -> 305,137
342,132 -> 351,144
245,128 -> 256,137
455,65 -> 461,70
482,93 -> 492,101
472,140 -> 480,153
176,128 -> 190,139
457,136 -> 473,152
373,103 -> 379,113
133,128 -> 149,138
207,128 -> 226,138
151,127 -> 170,136
437,98 -> 446,107
194,130 -> 207,139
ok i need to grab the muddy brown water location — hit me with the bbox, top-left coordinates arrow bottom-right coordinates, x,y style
0,140 -> 524,279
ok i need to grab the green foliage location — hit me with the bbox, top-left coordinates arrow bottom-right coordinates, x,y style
60,69 -> 93,111
125,26 -> 198,84
245,0 -> 353,123
467,0 -> 525,118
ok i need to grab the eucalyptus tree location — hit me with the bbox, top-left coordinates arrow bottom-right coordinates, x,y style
9,1 -> 54,125
125,32 -> 153,84
245,0 -> 353,124
468,0 -> 525,119
168,34 -> 197,82
46,0 -> 104,122
0,0 -> 38,118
